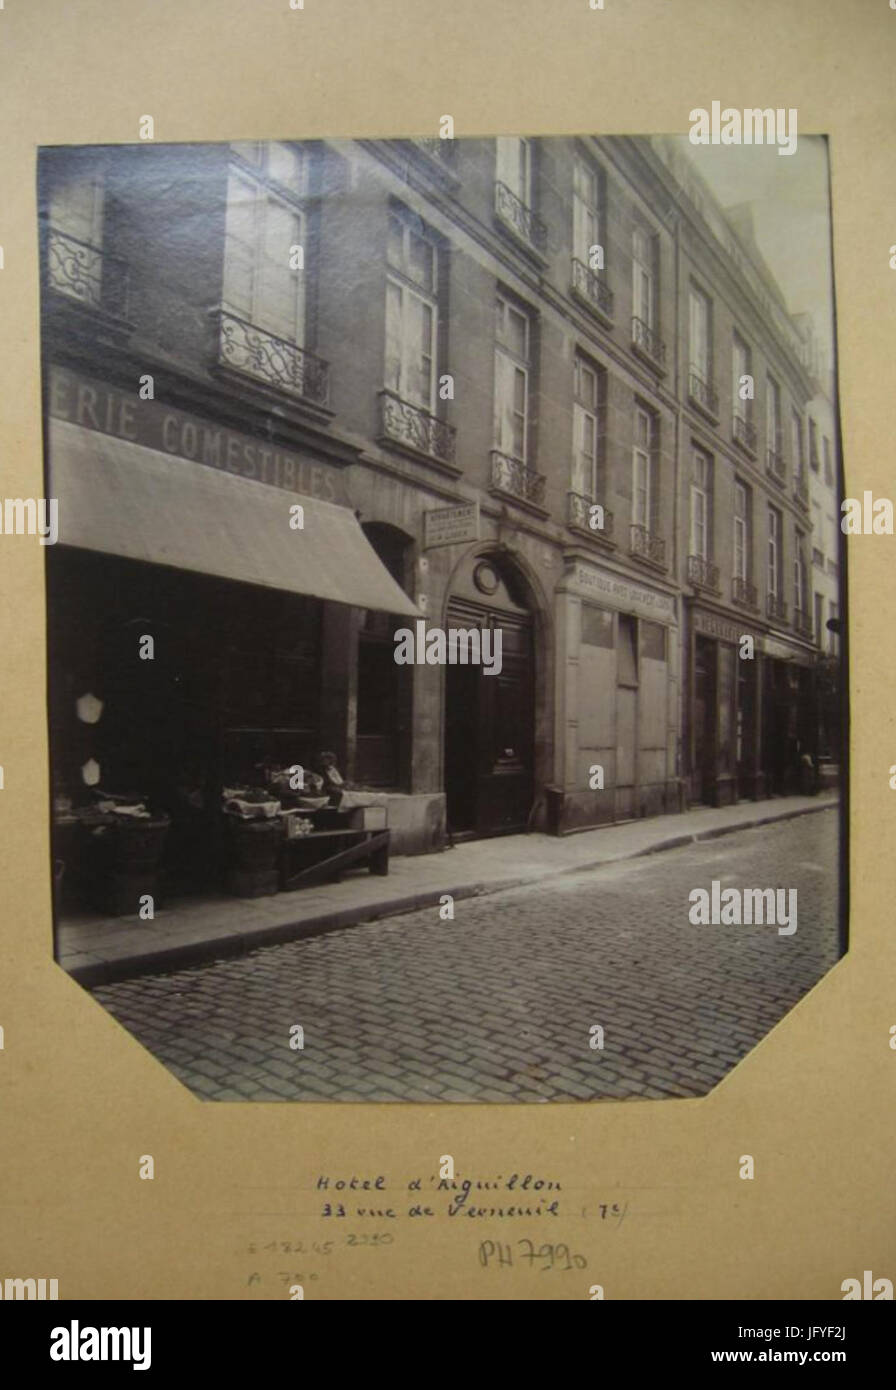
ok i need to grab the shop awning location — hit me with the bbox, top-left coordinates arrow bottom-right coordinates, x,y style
48,419 -> 421,616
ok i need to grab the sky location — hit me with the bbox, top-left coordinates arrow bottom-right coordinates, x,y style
675,136 -> 835,369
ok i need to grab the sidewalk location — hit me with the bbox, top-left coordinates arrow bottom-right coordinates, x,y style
58,792 -> 839,986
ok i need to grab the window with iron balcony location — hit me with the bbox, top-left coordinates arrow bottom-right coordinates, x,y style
45,171 -> 130,321
379,204 -> 456,469
491,294 -> 545,510
568,355 -> 613,543
630,405 -> 665,569
631,226 -> 665,369
494,136 -> 547,255
571,156 -> 613,322
215,141 -> 330,408
688,285 -> 716,417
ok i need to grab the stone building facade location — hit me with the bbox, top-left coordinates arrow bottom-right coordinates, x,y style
39,133 -> 837,889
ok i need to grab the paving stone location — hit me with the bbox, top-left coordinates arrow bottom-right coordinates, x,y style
91,815 -> 840,1104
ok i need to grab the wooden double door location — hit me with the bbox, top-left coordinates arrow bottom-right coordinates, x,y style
444,597 -> 535,839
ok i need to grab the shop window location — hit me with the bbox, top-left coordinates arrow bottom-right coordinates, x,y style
640,620 -> 666,662
581,603 -> 614,648
617,614 -> 638,686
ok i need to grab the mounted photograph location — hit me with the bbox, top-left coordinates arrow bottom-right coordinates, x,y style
40,131 -> 846,1102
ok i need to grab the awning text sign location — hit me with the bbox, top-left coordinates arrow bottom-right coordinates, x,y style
48,365 -> 348,505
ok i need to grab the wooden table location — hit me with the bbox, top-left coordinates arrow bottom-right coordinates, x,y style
279,825 -> 390,892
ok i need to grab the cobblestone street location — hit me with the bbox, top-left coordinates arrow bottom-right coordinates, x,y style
91,809 -> 841,1103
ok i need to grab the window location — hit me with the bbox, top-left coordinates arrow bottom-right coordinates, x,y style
766,375 -> 782,454
823,435 -> 834,487
617,614 -> 638,686
640,620 -> 666,663
223,142 -> 307,346
572,355 -> 602,498
689,285 -> 711,381
573,157 -> 602,265
633,406 -> 654,529
814,592 -> 824,647
494,294 -> 531,461
809,417 -> 820,472
828,601 -> 838,654
48,170 -> 106,306
732,332 -> 752,422
791,409 -> 804,477
689,448 -> 712,560
768,506 -> 782,597
496,136 -> 532,207
794,531 -> 808,615
385,206 -> 439,410
633,226 -> 656,329
734,481 -> 750,581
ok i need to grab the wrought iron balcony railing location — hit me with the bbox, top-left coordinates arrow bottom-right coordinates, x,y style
767,592 -> 788,623
413,136 -> 458,167
489,450 -> 546,507
732,576 -> 758,609
766,447 -> 787,486
571,258 -> 614,319
793,607 -> 813,640
379,390 -> 457,466
687,554 -> 720,592
45,226 -> 129,317
630,523 -> 667,569
733,414 -> 757,454
793,471 -> 810,508
688,368 -> 718,417
213,309 -> 330,407
567,491 -> 614,540
494,181 -> 548,253
632,316 -> 667,368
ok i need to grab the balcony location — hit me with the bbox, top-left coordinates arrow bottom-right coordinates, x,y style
494,181 -> 548,254
413,136 -> 458,168
733,413 -> 757,456
765,447 -> 787,487
571,257 -> 614,322
631,316 -> 667,370
567,491 -> 615,543
767,593 -> 788,624
45,226 -> 129,318
489,450 -> 546,508
212,309 -> 330,408
793,608 -> 813,641
687,554 -> 720,593
630,523 -> 667,570
793,471 -> 810,510
378,390 -> 457,468
688,369 -> 718,419
732,576 -> 758,610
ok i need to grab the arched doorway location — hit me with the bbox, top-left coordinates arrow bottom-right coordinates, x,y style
443,550 -> 536,839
